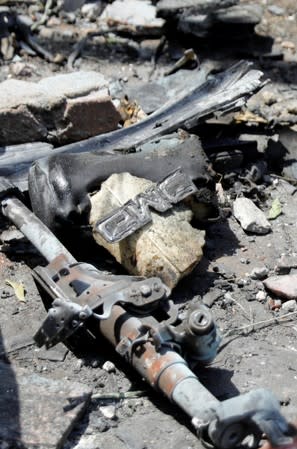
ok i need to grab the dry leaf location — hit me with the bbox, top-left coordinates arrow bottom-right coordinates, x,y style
234,110 -> 267,124
268,198 -> 282,220
5,279 -> 26,302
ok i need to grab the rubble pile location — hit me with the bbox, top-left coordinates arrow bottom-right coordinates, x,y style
2,1 -> 297,449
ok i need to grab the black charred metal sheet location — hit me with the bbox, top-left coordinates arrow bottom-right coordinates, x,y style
28,61 -> 266,231
28,133 -> 211,230
156,0 -> 238,18
44,60 -> 265,157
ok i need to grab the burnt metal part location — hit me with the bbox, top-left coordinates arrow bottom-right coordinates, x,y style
1,179 -> 293,449
156,0 -> 238,18
28,61 -> 265,230
194,388 -> 292,449
30,61 -> 266,157
0,62 -> 265,189
1,196 -> 76,264
0,10 -> 56,61
96,168 -> 198,243
0,142 -> 53,191
29,133 -> 214,231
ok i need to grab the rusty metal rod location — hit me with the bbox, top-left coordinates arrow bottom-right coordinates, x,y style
99,305 -> 219,421
1,197 -> 76,264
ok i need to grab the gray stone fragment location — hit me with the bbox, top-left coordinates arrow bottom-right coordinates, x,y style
278,129 -> 297,180
81,1 -> 103,20
178,14 -> 212,37
37,343 -> 69,362
0,71 -> 120,145
215,4 -> 263,25
250,266 -> 269,280
99,405 -> 117,419
0,361 -> 92,449
100,0 -> 165,36
275,254 -> 297,274
268,5 -> 285,16
178,3 -> 262,37
233,197 -> 271,235
264,274 -> 297,300
102,361 -> 116,373
282,299 -> 297,312
256,290 -> 266,302
0,229 -> 24,243
202,288 -> 224,307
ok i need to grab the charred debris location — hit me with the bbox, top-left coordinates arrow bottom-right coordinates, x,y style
2,1 -> 297,449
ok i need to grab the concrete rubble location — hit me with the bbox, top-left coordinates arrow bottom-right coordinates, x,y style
100,0 -> 165,35
233,197 -> 271,235
90,172 -> 205,289
0,71 -> 121,145
2,1 -> 297,449
263,274 -> 297,300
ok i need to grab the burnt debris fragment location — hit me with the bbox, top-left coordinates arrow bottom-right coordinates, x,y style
0,177 -> 293,449
28,61 -> 265,231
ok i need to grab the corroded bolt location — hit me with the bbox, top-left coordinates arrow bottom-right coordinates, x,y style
140,284 -> 152,297
188,308 -> 213,335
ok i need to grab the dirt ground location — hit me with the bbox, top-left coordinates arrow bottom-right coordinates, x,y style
2,1 -> 297,449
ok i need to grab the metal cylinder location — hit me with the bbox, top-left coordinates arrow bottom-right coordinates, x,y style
99,305 -> 219,418
1,197 -> 76,264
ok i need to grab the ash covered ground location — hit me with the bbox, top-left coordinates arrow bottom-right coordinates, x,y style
1,1 -> 297,449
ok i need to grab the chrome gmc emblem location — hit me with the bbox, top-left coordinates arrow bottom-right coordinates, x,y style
95,168 -> 197,243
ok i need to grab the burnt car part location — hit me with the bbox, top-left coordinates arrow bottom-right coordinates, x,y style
27,61 -> 266,230
0,177 -> 293,449
96,168 -> 198,243
29,133 -> 217,231
0,9 -> 56,62
0,62 -> 265,189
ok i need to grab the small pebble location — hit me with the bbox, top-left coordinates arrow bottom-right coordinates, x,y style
76,359 -> 84,370
268,5 -> 285,15
250,266 -> 269,280
99,405 -> 116,420
256,290 -> 267,302
102,361 -> 116,373
91,359 -> 100,368
237,278 -> 247,287
282,299 -> 297,312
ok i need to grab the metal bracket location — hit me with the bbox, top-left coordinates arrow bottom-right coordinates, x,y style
193,388 -> 293,449
34,297 -> 93,348
33,254 -> 170,348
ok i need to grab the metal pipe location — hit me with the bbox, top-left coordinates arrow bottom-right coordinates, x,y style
1,197 -> 76,264
99,305 -> 219,420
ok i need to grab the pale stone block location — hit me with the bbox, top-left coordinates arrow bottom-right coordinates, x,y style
90,173 -> 205,289
0,71 -> 120,145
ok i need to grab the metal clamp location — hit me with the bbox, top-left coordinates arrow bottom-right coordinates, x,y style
193,388 -> 293,449
34,297 -> 93,348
